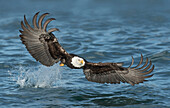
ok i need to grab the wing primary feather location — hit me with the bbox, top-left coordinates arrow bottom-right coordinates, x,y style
24,15 -> 34,31
38,13 -> 49,29
33,12 -> 39,29
48,28 -> 60,33
144,74 -> 154,78
133,54 -> 143,69
19,30 -> 23,33
138,58 -> 148,69
141,60 -> 152,71
128,56 -> 134,68
21,21 -> 30,33
43,18 -> 56,31
141,65 -> 154,75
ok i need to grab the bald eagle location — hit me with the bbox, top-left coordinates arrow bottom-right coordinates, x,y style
19,12 -> 154,86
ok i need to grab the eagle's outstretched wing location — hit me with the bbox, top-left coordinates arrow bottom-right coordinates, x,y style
19,12 -> 68,66
83,54 -> 154,86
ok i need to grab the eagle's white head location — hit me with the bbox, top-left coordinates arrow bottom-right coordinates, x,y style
71,56 -> 85,68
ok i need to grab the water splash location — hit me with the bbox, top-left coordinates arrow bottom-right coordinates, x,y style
9,64 -> 63,88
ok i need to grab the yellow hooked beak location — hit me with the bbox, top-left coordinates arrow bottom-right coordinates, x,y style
80,60 -> 84,64
60,63 -> 64,66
